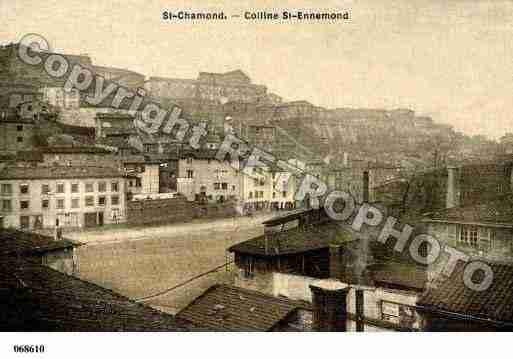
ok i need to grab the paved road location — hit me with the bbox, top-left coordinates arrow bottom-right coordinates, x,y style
68,214 -> 273,314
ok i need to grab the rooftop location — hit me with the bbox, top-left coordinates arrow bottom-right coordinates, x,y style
0,229 -> 80,257
176,284 -> 305,331
0,166 -> 126,180
38,146 -> 113,154
423,195 -> 513,228
0,258 -> 186,331
229,221 -> 354,256
417,261 -> 513,326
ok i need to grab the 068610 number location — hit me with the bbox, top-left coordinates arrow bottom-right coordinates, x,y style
13,345 -> 45,354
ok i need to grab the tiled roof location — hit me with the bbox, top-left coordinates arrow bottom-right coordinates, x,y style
0,166 -> 125,180
0,229 -> 80,257
417,261 -> 513,325
176,284 -> 303,331
229,221 -> 354,256
0,258 -> 185,331
371,262 -> 427,291
424,195 -> 513,227
39,146 -> 112,154
97,136 -> 138,150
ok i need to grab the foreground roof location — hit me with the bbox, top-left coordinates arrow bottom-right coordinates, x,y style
417,261 -> 513,326
0,230 -> 80,257
176,284 -> 304,331
0,166 -> 126,180
423,195 -> 513,228
0,258 -> 186,331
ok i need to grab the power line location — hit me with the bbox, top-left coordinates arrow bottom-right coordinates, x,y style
134,260 -> 233,302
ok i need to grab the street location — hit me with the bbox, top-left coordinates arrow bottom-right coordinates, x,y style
68,214 -> 273,314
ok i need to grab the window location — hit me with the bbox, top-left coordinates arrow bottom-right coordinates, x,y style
17,125 -> 23,131
249,191 -> 253,199
459,226 -> 479,248
56,183 -> 65,193
111,195 -> 119,206
98,196 -> 106,206
85,196 -> 94,207
1,184 -> 12,195
111,182 -> 119,192
42,199 -> 49,210
98,182 -> 107,192
17,136 -> 23,143
71,198 -> 79,209
20,200 -> 29,210
187,170 -> 194,179
56,198 -> 65,209
2,199 -> 12,212
41,184 -> 50,195
214,183 -> 220,190
381,301 -> 416,327
129,180 -> 133,187
71,183 -> 79,193
85,183 -> 94,193
232,185 -> 236,191
221,183 -> 228,190
282,191 -> 287,198
19,184 -> 29,195
457,225 -> 495,252
186,157 -> 193,164
273,192 -> 276,199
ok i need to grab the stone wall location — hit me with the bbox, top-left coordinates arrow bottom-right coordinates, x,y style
126,196 -> 238,225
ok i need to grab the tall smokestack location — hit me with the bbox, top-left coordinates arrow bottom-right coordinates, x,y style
363,170 -> 369,203
343,152 -> 349,167
446,166 -> 459,209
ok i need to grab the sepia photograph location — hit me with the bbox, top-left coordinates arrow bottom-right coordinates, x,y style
0,0 -> 512,357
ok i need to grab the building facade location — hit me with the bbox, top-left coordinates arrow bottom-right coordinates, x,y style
0,166 -> 127,230
177,150 -> 241,203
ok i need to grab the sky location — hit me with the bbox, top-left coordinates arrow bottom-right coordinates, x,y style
1,0 -> 512,139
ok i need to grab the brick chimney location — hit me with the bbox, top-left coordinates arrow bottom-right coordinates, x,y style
446,166 -> 460,209
310,283 -> 349,331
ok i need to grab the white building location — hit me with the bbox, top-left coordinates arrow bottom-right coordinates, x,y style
0,166 -> 127,230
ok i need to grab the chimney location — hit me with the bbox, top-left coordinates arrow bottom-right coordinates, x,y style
310,283 -> 349,331
362,170 -> 369,203
343,152 -> 348,167
329,244 -> 342,279
446,166 -> 459,209
355,288 -> 365,332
